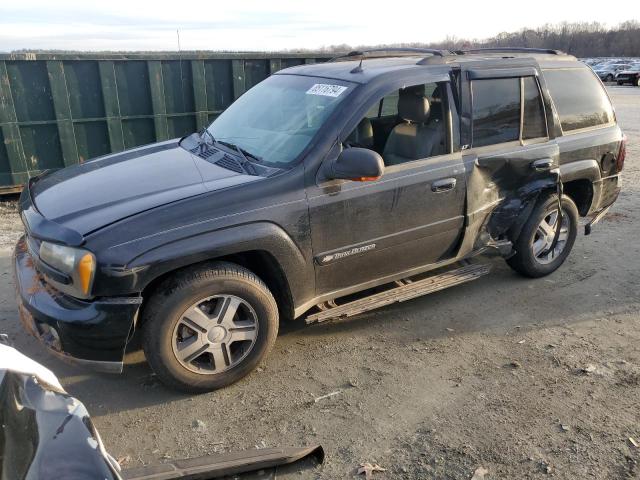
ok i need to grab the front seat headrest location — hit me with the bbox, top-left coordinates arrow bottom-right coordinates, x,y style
398,85 -> 430,124
346,117 -> 374,149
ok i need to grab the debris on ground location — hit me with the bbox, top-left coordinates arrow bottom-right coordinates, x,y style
471,466 -> 489,479
506,361 -> 522,369
539,460 -> 554,474
357,463 -> 386,479
313,390 -> 341,403
517,340 -> 526,344
117,455 -> 131,466
191,419 -> 207,432
560,424 -> 570,432
629,437 -> 639,448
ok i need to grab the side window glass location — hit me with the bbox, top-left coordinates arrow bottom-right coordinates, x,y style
345,81 -> 449,165
471,78 -> 520,147
365,101 -> 380,119
522,77 -> 547,140
380,90 -> 400,116
543,68 -> 614,132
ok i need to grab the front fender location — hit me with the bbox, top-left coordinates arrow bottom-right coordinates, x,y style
104,222 -> 314,309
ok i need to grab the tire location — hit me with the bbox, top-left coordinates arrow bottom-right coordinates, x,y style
507,194 -> 578,278
605,74 -> 613,82
142,261 -> 279,393
617,80 -> 624,86
636,77 -> 640,87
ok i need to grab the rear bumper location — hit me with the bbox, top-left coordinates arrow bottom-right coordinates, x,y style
13,236 -> 141,373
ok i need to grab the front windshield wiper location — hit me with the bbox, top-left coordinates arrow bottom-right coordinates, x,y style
217,140 -> 263,174
199,128 -> 216,152
217,141 -> 263,164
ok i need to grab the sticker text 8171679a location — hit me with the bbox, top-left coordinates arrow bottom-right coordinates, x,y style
306,84 -> 348,98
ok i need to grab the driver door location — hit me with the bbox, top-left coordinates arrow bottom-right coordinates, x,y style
307,80 -> 466,297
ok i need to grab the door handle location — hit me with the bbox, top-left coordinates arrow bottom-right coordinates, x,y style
431,178 -> 457,193
531,158 -> 554,172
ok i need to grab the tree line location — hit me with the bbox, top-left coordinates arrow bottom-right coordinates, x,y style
316,21 -> 640,58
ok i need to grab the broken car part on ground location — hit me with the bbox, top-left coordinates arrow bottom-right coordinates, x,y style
0,337 -> 324,479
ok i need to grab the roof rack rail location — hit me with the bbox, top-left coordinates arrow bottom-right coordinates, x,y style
328,47 -> 448,63
454,47 -> 565,55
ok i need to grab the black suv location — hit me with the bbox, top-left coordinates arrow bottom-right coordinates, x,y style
14,48 -> 625,392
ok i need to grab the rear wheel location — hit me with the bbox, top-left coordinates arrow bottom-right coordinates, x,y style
142,262 -> 279,393
605,74 -> 613,82
636,77 -> 640,87
507,194 -> 578,278
617,80 -> 624,86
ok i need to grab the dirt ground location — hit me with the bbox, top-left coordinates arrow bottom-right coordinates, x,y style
0,86 -> 639,479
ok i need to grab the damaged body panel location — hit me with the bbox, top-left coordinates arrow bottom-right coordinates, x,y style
0,342 -> 123,479
14,237 -> 140,371
13,48 -> 624,390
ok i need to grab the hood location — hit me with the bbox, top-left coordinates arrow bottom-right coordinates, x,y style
31,139 -> 261,235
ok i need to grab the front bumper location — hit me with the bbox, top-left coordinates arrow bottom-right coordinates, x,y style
13,237 -> 141,373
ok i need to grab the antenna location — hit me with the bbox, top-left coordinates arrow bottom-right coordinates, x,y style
350,57 -> 364,74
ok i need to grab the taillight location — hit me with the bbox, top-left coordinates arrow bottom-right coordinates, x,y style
616,135 -> 627,173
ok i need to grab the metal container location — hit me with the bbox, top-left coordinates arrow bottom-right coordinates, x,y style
0,52 -> 330,193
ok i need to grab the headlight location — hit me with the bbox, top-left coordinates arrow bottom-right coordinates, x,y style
39,241 -> 96,297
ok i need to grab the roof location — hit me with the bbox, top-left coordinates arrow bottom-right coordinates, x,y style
276,51 -> 580,83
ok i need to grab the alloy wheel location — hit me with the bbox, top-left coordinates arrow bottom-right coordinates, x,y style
531,209 -> 570,265
171,295 -> 259,374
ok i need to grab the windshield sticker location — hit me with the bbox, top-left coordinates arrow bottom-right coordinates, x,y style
306,84 -> 348,97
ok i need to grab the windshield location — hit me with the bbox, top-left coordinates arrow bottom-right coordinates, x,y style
206,75 -> 354,166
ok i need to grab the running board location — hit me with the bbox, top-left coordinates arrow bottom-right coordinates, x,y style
306,263 -> 491,324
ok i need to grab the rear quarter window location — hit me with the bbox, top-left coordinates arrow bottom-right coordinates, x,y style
543,68 -> 614,132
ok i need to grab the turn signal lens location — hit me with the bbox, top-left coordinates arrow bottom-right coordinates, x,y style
78,253 -> 96,295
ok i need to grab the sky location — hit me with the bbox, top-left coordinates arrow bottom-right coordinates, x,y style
0,0 -> 638,52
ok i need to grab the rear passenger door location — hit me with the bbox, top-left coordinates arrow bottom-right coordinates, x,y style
458,63 -> 560,240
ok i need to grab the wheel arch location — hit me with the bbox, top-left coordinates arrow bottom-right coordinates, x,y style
138,250 -> 296,328
562,178 -> 594,216
131,222 -> 313,326
559,159 -> 601,217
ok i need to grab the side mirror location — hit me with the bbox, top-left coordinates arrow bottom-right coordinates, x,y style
329,147 -> 385,182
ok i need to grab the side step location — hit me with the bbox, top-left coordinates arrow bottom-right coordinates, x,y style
306,263 -> 491,324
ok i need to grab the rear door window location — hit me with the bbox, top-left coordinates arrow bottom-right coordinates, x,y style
471,78 -> 521,147
543,68 -> 614,132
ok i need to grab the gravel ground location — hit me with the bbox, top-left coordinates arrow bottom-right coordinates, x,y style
0,87 -> 638,479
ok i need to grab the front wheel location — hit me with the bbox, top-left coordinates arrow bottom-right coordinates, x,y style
605,74 -> 614,82
507,194 -> 578,278
142,262 -> 279,393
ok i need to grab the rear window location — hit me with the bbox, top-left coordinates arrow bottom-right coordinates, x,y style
543,68 -> 614,132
